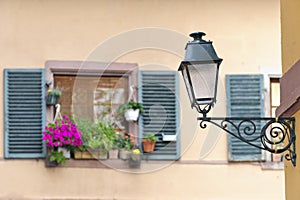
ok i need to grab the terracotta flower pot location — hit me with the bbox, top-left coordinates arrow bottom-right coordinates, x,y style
142,139 -> 156,152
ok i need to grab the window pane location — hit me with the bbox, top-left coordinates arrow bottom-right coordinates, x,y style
188,63 -> 217,104
54,75 -> 128,126
271,81 -> 280,107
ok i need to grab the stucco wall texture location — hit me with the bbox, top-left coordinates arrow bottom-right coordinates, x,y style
0,1 -> 283,199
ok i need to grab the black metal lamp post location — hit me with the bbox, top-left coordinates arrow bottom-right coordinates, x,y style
179,32 -> 296,166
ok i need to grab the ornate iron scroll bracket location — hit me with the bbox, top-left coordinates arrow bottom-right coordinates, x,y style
198,117 -> 296,166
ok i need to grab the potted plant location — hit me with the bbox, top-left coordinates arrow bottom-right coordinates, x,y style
119,133 -> 135,160
75,118 -> 96,159
75,119 -> 116,160
109,133 -> 122,159
142,133 -> 158,153
128,148 -> 141,168
97,121 -> 116,159
43,116 -> 83,165
46,88 -> 62,106
86,135 -> 111,160
118,100 -> 144,121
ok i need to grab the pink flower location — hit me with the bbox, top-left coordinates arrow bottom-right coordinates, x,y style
42,115 -> 83,148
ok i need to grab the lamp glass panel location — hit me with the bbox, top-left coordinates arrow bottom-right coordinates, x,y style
181,65 -> 195,105
187,63 -> 218,105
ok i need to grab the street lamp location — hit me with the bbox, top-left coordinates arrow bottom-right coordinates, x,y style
178,32 -> 296,166
178,32 -> 222,117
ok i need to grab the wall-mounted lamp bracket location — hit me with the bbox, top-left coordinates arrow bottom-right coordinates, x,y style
178,31 -> 297,167
198,116 -> 296,166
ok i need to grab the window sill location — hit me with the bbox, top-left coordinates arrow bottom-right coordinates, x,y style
55,159 -> 173,169
50,159 -> 284,170
260,161 -> 284,170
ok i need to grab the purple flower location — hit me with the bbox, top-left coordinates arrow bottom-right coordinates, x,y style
42,115 -> 83,148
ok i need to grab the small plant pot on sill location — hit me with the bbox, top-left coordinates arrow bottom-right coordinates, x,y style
45,155 -> 58,167
142,139 -> 156,153
109,149 -> 119,159
124,109 -> 140,121
119,149 -> 131,160
128,153 -> 141,168
88,149 -> 109,160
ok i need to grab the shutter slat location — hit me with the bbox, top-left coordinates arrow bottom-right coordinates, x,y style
139,71 -> 180,160
226,75 -> 264,161
4,69 -> 46,158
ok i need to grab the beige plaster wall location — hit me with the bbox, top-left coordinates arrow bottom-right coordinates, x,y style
0,160 -> 284,200
281,0 -> 300,73
0,0 -> 284,199
281,0 -> 300,199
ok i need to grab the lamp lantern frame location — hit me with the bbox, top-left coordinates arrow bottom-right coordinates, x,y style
178,32 -> 223,117
179,32 -> 296,166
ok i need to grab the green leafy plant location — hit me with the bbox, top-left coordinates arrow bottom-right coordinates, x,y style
47,88 -> 62,97
97,121 -> 115,151
75,118 -> 95,151
143,133 -> 158,141
113,134 -> 124,149
49,150 -> 67,165
118,100 -> 144,114
117,133 -> 135,150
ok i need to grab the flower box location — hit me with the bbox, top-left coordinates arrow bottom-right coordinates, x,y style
74,150 -> 108,160
74,151 -> 95,159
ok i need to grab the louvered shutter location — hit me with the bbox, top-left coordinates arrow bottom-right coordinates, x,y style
226,75 -> 264,161
4,69 -> 46,158
138,71 -> 180,160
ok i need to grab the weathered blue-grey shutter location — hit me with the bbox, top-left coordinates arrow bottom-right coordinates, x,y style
4,69 -> 46,158
226,74 -> 264,161
138,71 -> 180,160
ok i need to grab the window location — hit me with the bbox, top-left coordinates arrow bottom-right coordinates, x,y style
226,75 -> 264,161
270,77 -> 283,162
54,75 -> 128,125
270,78 -> 280,117
138,71 -> 180,160
226,75 -> 284,164
4,69 -> 46,158
46,61 -> 180,161
46,61 -> 138,136
3,62 -> 181,162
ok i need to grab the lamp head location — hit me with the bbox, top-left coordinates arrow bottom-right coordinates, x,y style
178,32 -> 222,114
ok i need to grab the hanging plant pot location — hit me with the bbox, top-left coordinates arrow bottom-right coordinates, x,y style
46,94 -> 59,106
124,109 -> 140,121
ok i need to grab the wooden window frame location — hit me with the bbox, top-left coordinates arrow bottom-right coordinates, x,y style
45,60 -> 139,138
